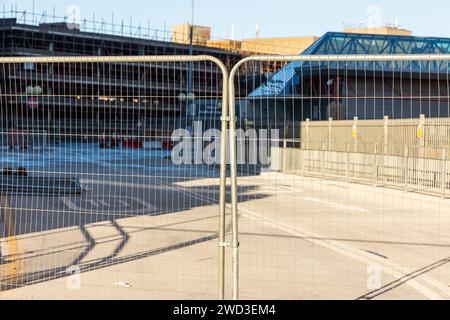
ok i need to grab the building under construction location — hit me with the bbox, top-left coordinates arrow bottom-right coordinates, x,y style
0,12 -> 246,144
5,9 -> 448,144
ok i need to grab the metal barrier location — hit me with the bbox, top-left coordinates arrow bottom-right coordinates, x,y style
229,54 -> 450,300
300,116 -> 450,158
271,141 -> 449,198
0,55 -> 230,299
3,53 -> 450,300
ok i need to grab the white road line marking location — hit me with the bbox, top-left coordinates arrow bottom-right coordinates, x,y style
302,196 -> 370,214
80,179 -> 173,190
61,196 -> 158,215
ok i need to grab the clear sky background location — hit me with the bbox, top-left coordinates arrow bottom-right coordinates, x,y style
2,0 -> 450,40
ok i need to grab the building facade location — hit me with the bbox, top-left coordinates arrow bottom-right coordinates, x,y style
0,17 -> 243,140
246,32 -> 450,138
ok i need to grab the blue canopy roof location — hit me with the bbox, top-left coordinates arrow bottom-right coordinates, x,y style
250,32 -> 450,97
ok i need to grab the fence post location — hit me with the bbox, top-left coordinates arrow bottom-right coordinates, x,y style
404,145 -> 409,192
381,116 -> 389,186
282,139 -> 287,172
352,116 -> 358,153
441,147 -> 447,199
298,141 -> 305,176
373,143 -> 378,187
300,140 -> 305,175
278,139 -> 284,172
418,114 -> 425,159
328,117 -> 333,151
321,142 -> 326,178
346,143 -> 350,183
383,115 -> 389,155
305,118 -> 310,150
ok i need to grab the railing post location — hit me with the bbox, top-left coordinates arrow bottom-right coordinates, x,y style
404,145 -> 409,192
328,117 -> 333,151
383,115 -> 389,155
300,140 -> 305,175
418,114 -> 426,159
346,143 -> 350,183
305,118 -> 310,150
282,139 -> 287,172
373,143 -> 378,187
441,147 -> 447,199
278,139 -> 284,172
321,142 -> 326,178
352,116 -> 358,153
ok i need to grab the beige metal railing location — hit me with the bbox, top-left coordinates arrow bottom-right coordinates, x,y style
272,141 -> 449,198
301,116 -> 450,157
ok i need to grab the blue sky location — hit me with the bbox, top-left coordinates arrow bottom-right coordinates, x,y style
2,0 -> 450,39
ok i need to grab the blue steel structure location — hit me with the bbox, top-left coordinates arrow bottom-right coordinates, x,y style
250,32 -> 450,98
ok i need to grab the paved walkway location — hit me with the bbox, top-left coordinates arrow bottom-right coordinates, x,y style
2,172 -> 450,299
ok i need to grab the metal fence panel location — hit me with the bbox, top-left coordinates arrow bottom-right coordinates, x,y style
0,55 -> 229,299
229,55 -> 450,300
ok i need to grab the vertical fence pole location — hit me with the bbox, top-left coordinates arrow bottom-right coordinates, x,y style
300,141 -> 305,175
382,116 -> 389,185
383,115 -> 389,155
352,116 -> 358,153
346,143 -> 350,183
373,143 -> 378,187
418,114 -> 425,159
305,118 -> 310,150
229,62 -> 241,301
328,117 -> 333,151
218,64 -> 229,300
441,147 -> 447,199
321,142 -> 326,178
404,145 -> 409,192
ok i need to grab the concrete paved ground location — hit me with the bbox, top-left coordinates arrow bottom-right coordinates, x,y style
233,173 -> 450,300
2,144 -> 450,299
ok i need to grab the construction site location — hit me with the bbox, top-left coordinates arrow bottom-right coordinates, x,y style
2,4 -> 450,303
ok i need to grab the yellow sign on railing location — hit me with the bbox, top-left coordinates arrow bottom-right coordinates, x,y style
417,125 -> 424,138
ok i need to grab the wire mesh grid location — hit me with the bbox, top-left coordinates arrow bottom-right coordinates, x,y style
0,56 -> 229,299
229,56 -> 450,300
4,53 -> 450,300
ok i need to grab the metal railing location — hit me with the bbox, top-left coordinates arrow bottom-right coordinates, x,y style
271,141 -> 449,198
300,116 -> 450,157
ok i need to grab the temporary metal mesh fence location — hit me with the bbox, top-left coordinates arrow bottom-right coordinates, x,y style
0,55 -> 230,299
4,53 -> 450,300
229,55 -> 450,300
